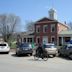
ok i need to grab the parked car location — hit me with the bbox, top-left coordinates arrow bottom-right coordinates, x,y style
0,42 -> 10,54
43,43 -> 58,57
58,44 -> 72,59
16,43 -> 33,56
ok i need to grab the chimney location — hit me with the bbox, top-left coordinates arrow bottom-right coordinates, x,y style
64,21 -> 66,24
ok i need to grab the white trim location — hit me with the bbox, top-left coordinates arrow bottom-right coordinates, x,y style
61,37 -> 64,45
59,34 -> 72,37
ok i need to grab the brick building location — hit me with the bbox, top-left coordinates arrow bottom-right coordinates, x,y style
34,8 -> 69,45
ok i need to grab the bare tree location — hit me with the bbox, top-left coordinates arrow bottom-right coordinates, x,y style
0,14 -> 21,42
68,22 -> 72,29
25,21 -> 35,32
67,22 -> 72,29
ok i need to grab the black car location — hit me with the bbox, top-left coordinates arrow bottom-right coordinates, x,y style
16,43 -> 33,56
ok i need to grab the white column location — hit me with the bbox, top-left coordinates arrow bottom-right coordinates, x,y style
61,37 -> 64,45
71,37 -> 72,40
22,37 -> 23,42
57,37 -> 59,46
26,38 -> 27,43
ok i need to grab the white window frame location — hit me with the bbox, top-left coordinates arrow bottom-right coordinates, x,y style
36,25 -> 40,33
36,36 -> 40,44
43,25 -> 48,33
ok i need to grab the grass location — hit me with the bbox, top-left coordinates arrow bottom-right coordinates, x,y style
10,42 -> 16,48
8,38 -> 17,49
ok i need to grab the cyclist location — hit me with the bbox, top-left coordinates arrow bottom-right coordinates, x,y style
36,44 -> 44,57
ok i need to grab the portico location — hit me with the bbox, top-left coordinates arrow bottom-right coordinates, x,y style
59,30 -> 72,45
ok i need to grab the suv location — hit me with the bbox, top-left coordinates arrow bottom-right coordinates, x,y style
16,43 -> 33,56
43,43 -> 58,57
0,42 -> 10,54
59,44 -> 72,59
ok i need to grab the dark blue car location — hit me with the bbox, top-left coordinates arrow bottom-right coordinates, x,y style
16,43 -> 33,56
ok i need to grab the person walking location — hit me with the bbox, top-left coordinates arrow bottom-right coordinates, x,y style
31,42 -> 36,55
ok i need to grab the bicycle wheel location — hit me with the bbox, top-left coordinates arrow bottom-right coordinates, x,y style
42,52 -> 48,61
43,55 -> 48,61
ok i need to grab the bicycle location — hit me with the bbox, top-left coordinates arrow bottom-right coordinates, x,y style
34,49 -> 48,61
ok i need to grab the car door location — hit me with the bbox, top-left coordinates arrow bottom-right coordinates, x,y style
60,45 -> 67,55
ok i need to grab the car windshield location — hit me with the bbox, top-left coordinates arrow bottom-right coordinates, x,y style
0,44 -> 6,46
67,44 -> 72,48
19,43 -> 32,48
20,44 -> 29,47
68,46 -> 72,48
43,45 -> 55,48
67,45 -> 72,48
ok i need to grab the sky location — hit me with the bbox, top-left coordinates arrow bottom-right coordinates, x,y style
0,0 -> 72,31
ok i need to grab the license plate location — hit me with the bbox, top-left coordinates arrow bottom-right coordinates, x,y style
1,46 -> 4,48
23,49 -> 28,50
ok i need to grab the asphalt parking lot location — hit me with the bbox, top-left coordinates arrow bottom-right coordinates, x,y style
0,52 -> 72,72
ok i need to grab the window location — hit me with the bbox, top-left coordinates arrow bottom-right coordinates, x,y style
23,38 -> 26,42
43,25 -> 48,33
36,37 -> 40,43
37,38 -> 40,43
43,44 -> 55,48
51,24 -> 55,32
27,38 -> 30,42
0,44 -> 6,46
36,25 -> 40,33
51,36 -> 55,43
27,38 -> 32,43
30,38 -> 32,42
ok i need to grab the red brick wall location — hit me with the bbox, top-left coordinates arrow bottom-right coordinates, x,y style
57,23 -> 68,33
34,21 -> 58,44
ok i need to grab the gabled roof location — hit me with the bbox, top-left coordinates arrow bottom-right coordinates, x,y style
35,17 -> 69,28
35,17 -> 58,24
36,17 -> 57,23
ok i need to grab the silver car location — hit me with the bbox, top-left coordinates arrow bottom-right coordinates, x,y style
43,43 -> 58,57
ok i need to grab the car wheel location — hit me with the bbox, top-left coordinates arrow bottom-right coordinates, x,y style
69,54 -> 72,60
30,53 -> 32,56
58,52 -> 62,57
28,54 -> 31,56
6,52 -> 9,54
56,53 -> 59,57
49,55 -> 54,58
16,52 -> 20,56
43,55 -> 48,61
53,54 -> 56,57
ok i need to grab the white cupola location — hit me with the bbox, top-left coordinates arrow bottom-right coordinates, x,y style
48,8 -> 57,20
